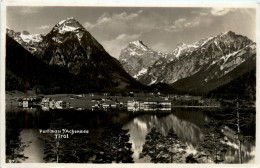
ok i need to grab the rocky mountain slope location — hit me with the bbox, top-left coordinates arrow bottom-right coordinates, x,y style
119,40 -> 174,80
119,36 -> 217,84
6,29 -> 46,56
119,31 -> 256,96
206,67 -> 256,100
6,17 -> 144,93
172,51 -> 256,94
141,31 -> 255,85
6,35 -> 75,93
6,18 -> 256,96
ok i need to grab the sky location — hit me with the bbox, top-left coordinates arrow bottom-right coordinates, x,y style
6,6 -> 256,59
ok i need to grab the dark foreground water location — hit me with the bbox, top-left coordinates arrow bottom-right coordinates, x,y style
6,107 -> 255,163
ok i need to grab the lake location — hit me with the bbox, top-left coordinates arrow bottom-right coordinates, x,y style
6,106 -> 255,163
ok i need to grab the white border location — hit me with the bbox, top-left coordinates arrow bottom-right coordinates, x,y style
1,1 -> 259,168
0,1 -> 259,7
1,2 -> 6,168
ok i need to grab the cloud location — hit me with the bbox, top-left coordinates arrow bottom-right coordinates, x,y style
115,34 -> 128,40
192,8 -> 235,17
165,8 -> 233,32
102,33 -> 141,58
84,10 -> 143,32
191,11 -> 208,16
86,7 -> 238,57
39,25 -> 51,30
165,17 -> 201,32
19,8 -> 40,14
84,22 -> 95,30
210,8 -> 234,16
84,10 -> 167,57
83,10 -> 146,43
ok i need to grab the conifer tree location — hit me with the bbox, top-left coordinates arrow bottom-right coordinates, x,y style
6,118 -> 28,163
139,127 -> 187,163
94,123 -> 134,163
139,127 -> 164,163
41,118 -> 95,163
163,128 -> 186,163
197,119 -> 228,163
220,100 -> 253,163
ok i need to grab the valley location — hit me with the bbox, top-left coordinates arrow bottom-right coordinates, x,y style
5,14 -> 256,164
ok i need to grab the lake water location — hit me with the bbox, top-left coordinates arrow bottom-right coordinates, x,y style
6,107 -> 255,163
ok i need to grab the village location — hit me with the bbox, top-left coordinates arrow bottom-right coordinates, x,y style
14,91 -> 221,112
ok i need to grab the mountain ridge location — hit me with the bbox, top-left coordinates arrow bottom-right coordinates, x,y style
119,31 -> 256,96
119,40 -> 175,79
6,18 -> 256,97
6,17 -> 145,93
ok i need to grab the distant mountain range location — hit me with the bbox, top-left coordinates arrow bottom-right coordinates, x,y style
6,17 -> 143,93
119,31 -> 256,99
6,17 -> 256,99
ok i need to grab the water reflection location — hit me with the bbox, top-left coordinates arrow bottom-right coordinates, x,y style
6,117 -> 28,163
123,113 -> 204,162
127,100 -> 171,112
123,109 -> 255,163
223,126 -> 255,163
6,107 -> 255,163
20,129 -> 45,163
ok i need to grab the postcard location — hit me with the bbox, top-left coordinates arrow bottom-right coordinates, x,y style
1,1 -> 259,168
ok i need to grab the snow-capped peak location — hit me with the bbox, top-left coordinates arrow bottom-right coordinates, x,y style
58,19 -> 67,26
172,35 -> 216,59
52,17 -> 86,42
130,40 -> 144,46
18,30 -> 43,43
66,17 -> 75,20
129,40 -> 148,51
220,31 -> 236,37
176,42 -> 186,47
54,17 -> 84,33
57,17 -> 76,25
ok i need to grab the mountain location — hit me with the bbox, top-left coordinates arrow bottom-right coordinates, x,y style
120,31 -> 256,95
6,35 -> 76,93
6,28 -> 46,56
139,31 -> 255,85
172,51 -> 256,95
206,67 -> 256,100
119,40 -> 175,80
6,19 -> 256,96
119,36 -> 219,85
170,32 -> 256,95
6,17 -> 144,93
